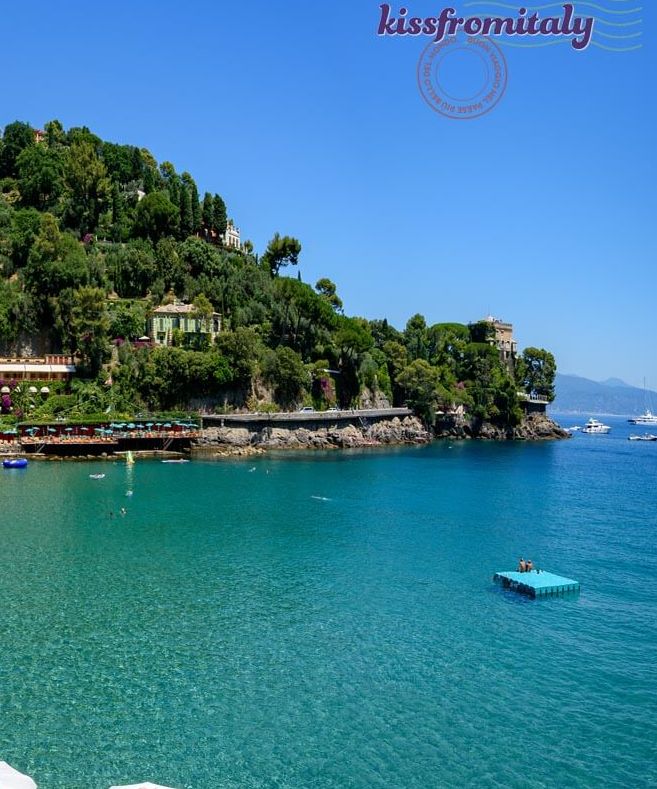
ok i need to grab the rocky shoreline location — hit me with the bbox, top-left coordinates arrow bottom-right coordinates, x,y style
193,415 -> 432,455
192,412 -> 569,457
435,411 -> 570,441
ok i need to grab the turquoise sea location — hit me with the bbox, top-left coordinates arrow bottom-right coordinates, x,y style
1,415 -> 656,788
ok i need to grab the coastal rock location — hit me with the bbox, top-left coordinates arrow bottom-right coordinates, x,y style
434,412 -> 569,441
194,415 -> 431,455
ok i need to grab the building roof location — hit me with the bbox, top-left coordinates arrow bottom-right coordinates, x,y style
0,363 -> 76,374
152,303 -> 220,317
152,303 -> 196,315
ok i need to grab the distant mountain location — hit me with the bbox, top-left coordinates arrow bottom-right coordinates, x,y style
551,374 -> 657,415
600,377 -> 632,389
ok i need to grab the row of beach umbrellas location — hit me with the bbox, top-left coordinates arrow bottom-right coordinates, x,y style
0,763 -> 177,788
15,422 -> 198,435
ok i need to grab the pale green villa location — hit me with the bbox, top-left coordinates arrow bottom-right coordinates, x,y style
147,303 -> 222,346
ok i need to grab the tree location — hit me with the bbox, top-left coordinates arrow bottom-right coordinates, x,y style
262,232 -> 302,276
404,313 -> 428,361
9,207 -> 41,269
0,121 -> 35,178
315,278 -> 343,313
44,119 -> 66,149
263,346 -> 309,407
133,191 -> 179,241
17,144 -> 64,209
62,140 -> 111,234
520,347 -> 556,401
397,359 -> 445,424
212,194 -> 227,237
201,191 -> 214,234
24,214 -> 90,298
155,237 -> 186,294
215,327 -> 262,387
108,300 -> 147,340
179,236 -> 222,279
468,320 -> 495,344
108,240 -> 157,298
70,286 -> 110,376
191,293 -> 214,331
179,183 -> 193,239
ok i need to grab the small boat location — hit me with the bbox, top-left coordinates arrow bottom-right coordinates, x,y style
581,418 -> 611,434
89,473 -> 106,479
161,459 -> 189,463
628,410 -> 657,426
628,434 -> 657,442
3,458 -> 28,469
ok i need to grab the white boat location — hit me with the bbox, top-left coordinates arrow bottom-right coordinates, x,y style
628,434 -> 657,442
581,418 -> 611,434
628,379 -> 657,424
628,410 -> 657,425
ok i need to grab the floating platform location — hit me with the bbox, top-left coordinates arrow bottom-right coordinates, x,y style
493,570 -> 580,598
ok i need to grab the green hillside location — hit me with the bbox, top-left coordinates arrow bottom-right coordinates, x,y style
0,119 -> 554,424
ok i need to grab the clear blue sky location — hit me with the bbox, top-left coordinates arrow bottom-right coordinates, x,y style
2,1 -> 654,387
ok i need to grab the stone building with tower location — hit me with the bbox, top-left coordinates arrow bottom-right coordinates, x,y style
482,315 -> 517,372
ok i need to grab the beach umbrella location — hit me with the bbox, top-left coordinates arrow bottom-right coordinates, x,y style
0,386 -> 10,394
127,423 -> 136,429
65,427 -> 73,432
162,422 -> 171,428
145,422 -> 154,427
0,761 -> 37,788
48,427 -> 56,433
28,386 -> 38,394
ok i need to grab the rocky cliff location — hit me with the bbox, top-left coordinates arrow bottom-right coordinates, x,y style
435,411 -> 570,441
195,416 -> 431,455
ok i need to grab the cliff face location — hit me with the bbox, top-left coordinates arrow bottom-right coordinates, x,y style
435,411 -> 570,441
195,416 -> 430,454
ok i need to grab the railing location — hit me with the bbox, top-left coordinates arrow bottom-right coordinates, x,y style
517,392 -> 550,404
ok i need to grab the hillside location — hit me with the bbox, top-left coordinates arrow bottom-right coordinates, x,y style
552,374 -> 656,415
0,119 -> 557,426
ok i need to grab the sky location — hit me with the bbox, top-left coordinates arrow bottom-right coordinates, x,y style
2,0 -> 654,387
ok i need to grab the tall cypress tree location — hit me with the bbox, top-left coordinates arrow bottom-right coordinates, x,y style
179,183 -> 193,239
190,183 -> 201,233
213,194 -> 227,238
201,192 -> 214,237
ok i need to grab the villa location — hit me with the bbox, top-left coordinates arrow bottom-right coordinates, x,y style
147,302 -> 222,346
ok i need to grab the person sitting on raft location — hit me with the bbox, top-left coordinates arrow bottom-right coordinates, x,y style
526,559 -> 534,572
517,558 -> 527,572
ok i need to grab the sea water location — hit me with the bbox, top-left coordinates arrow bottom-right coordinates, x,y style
1,416 -> 656,788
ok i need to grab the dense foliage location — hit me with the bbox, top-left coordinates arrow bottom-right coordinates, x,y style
0,120 -> 556,424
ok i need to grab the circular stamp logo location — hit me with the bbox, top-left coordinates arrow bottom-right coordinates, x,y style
417,35 -> 507,120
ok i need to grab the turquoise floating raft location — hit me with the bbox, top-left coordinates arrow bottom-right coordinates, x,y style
493,570 -> 580,599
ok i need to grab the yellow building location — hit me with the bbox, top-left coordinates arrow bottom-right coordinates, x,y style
482,315 -> 517,369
